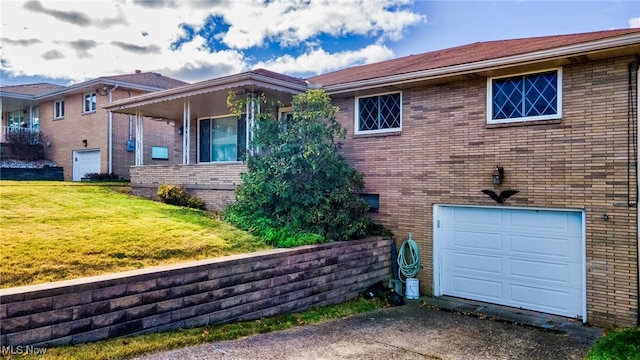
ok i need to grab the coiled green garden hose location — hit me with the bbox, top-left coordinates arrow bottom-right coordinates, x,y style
397,232 -> 420,281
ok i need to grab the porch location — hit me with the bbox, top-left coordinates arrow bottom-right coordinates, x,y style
105,69 -> 308,210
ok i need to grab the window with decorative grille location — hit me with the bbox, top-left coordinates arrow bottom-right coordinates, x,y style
488,69 -> 562,124
355,92 -> 402,134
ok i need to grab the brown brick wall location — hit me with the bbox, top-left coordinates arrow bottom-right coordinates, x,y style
332,56 -> 638,327
39,89 -> 178,181
129,164 -> 246,210
0,237 -> 392,347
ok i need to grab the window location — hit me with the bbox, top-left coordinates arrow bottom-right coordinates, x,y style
488,69 -> 562,124
54,100 -> 64,119
30,106 -> 39,130
199,115 -> 246,163
83,93 -> 96,113
7,109 -> 24,127
355,92 -> 402,134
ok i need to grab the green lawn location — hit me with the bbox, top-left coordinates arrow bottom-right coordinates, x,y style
0,181 -> 270,288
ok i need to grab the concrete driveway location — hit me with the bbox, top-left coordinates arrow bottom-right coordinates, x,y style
134,298 -> 602,360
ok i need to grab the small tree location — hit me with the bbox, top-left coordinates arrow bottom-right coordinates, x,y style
225,89 -> 369,246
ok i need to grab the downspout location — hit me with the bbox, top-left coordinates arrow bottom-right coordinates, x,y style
634,57 -> 640,327
107,83 -> 119,174
629,56 -> 640,326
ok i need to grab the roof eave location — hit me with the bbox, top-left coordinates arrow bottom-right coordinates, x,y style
322,32 -> 640,95
36,79 -> 169,101
103,72 -> 308,112
0,92 -> 36,100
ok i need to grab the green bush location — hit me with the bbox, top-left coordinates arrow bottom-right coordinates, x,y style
224,89 -> 370,247
85,172 -> 122,180
187,196 -> 206,210
157,184 -> 206,210
586,327 -> 640,360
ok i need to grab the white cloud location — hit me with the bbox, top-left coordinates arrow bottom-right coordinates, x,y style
630,16 -> 640,28
0,0 -> 423,83
254,44 -> 395,76
217,0 -> 424,49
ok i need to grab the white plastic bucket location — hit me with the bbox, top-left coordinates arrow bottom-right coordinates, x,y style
405,278 -> 419,299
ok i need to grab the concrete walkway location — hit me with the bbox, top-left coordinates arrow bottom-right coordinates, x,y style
134,297 -> 602,360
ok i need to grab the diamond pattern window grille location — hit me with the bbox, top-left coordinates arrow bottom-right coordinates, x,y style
358,93 -> 401,131
492,71 -> 558,120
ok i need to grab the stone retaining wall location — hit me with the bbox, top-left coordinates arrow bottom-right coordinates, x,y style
0,237 -> 392,347
0,167 -> 63,181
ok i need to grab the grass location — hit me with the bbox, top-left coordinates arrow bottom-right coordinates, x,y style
0,181 -> 271,288
585,327 -> 640,360
2,296 -> 383,360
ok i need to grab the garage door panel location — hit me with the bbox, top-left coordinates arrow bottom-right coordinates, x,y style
509,258 -> 580,284
509,234 -> 574,259
509,284 -> 573,314
437,206 -> 584,319
451,207 -> 503,226
444,251 -> 502,274
509,211 -> 573,229
448,276 -> 503,300
451,230 -> 503,251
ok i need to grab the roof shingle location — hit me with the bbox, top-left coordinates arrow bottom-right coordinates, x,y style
0,83 -> 65,95
101,72 -> 188,89
307,28 -> 640,87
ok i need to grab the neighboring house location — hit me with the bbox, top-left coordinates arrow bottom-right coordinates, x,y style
0,71 -> 187,180
104,28 -> 640,328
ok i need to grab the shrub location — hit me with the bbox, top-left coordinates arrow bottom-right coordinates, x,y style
187,196 -> 206,210
225,89 -> 370,247
3,129 -> 48,161
157,184 -> 206,210
84,172 -> 122,180
586,327 -> 640,360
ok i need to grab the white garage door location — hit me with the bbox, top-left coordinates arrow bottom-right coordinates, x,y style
72,150 -> 100,181
435,205 -> 585,320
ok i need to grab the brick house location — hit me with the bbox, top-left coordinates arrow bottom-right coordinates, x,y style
0,72 -> 187,180
105,28 -> 640,327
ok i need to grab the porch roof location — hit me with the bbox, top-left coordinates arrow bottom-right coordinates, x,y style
103,69 -> 308,120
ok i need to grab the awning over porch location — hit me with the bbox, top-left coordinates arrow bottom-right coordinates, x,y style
103,69 -> 308,166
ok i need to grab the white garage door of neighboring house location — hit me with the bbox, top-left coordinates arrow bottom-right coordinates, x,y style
434,205 -> 585,320
73,150 -> 100,181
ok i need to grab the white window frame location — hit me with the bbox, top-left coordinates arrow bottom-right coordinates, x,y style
354,91 -> 402,135
197,114 -> 245,164
53,99 -> 64,119
487,67 -> 562,124
83,92 -> 97,114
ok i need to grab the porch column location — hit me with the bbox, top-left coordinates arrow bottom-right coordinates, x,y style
183,101 -> 190,164
135,110 -> 143,166
245,93 -> 258,154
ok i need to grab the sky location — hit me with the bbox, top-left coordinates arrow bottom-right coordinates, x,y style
1,0 -> 639,87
